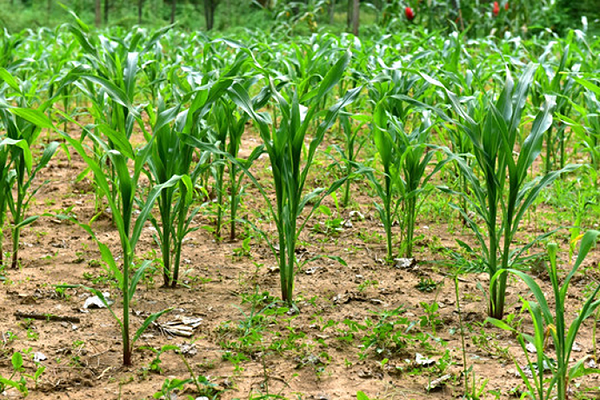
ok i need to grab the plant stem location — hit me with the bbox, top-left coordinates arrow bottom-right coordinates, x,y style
122,249 -> 131,366
384,170 -> 393,262
454,276 -> 469,394
11,170 -> 24,269
215,162 -> 224,238
230,162 -> 238,241
545,126 -> 553,173
160,193 -> 171,287
172,185 -> 188,288
405,195 -> 416,258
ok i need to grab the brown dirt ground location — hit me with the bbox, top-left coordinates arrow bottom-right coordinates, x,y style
1,125 -> 599,400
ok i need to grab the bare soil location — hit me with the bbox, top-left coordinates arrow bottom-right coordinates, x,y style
1,129 -> 599,400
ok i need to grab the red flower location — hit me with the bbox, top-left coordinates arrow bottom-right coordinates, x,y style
505,2 -> 509,10
405,6 -> 415,21
493,1 -> 500,16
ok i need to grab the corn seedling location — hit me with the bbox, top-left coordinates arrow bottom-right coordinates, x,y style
61,121 -> 182,365
429,64 -> 576,319
368,104 -> 443,260
144,79 -> 233,287
326,113 -> 368,208
0,68 -> 59,269
488,232 -> 600,400
210,50 -> 361,305
211,92 -> 266,241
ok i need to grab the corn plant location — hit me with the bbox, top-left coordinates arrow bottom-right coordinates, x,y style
208,101 -> 230,239
428,64 -> 576,319
0,69 -> 59,269
62,122 -> 182,365
532,39 -> 578,173
196,51 -> 360,305
326,113 -> 368,208
488,232 -> 600,400
210,92 -> 267,240
368,103 -> 444,260
65,15 -> 170,209
144,82 -> 234,287
564,76 -> 600,177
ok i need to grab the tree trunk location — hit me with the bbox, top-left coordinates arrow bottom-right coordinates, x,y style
171,0 -> 176,24
329,0 -> 335,24
351,0 -> 359,35
204,0 -> 211,30
347,0 -> 352,29
138,0 -> 143,24
203,0 -> 219,31
104,0 -> 109,25
95,0 -> 101,27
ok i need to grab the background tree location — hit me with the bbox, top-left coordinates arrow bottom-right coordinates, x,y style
329,0 -> 335,24
138,0 -> 145,24
204,0 -> 219,30
348,0 -> 359,35
95,0 -> 101,26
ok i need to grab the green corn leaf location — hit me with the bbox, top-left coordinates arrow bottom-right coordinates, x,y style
573,76 -> 600,96
133,308 -> 173,346
515,95 -> 556,183
501,269 -> 553,323
0,138 -> 32,174
34,141 -> 60,174
124,52 -> 139,101
98,124 -> 134,159
129,260 -> 153,302
142,24 -> 174,53
509,63 -> 537,132
98,241 -> 122,286
9,107 -> 54,129
14,215 -> 38,229
80,74 -> 132,110
486,317 -> 516,332
302,50 -> 351,104
372,102 -> 392,169
0,68 -> 21,92
130,174 -> 184,249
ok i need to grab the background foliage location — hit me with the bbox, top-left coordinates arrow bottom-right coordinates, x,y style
0,0 -> 597,37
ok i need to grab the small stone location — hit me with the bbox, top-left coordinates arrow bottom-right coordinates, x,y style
415,353 -> 436,367
349,211 -> 365,221
526,342 -> 536,353
358,369 -> 373,379
33,352 -> 47,362
83,293 -> 113,309
425,374 -> 452,391
394,258 -> 416,269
